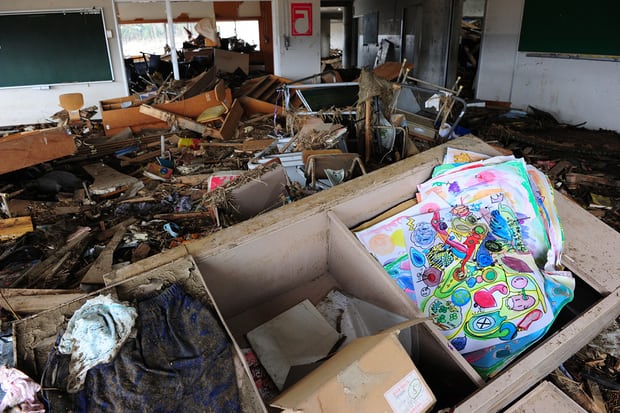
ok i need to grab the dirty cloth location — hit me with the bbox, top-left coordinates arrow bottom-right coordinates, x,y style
44,283 -> 240,412
58,294 -> 137,393
0,365 -> 45,413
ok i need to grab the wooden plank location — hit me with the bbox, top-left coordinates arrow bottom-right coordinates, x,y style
254,77 -> 279,101
453,288 -> 620,412
244,75 -> 273,98
0,127 -> 76,174
82,163 -> 141,196
218,99 -> 244,141
0,216 -> 33,240
0,289 -> 85,315
504,381 -> 588,413
178,66 -> 217,100
556,192 -> 620,293
139,104 -> 215,136
81,223 -> 128,285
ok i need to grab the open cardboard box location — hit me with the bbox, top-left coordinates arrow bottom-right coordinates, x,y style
12,255 -> 264,412
25,135 -> 620,412
271,319 -> 436,413
99,80 -> 233,136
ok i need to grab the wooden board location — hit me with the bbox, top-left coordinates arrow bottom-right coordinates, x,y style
556,192 -> 620,293
0,127 -> 76,174
504,381 -> 587,413
82,163 -> 141,195
0,289 -> 85,315
0,216 -> 33,240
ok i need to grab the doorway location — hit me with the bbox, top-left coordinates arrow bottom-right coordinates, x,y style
457,0 -> 485,98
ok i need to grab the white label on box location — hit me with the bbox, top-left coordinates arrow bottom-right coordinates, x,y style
384,369 -> 433,413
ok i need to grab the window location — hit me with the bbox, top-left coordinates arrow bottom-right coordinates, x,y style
120,22 -> 197,57
217,20 -> 260,51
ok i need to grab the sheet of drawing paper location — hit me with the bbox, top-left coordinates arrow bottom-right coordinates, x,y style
354,193 -> 451,301
526,165 -> 564,270
431,155 -> 515,179
404,199 -> 555,354
443,147 -> 492,164
417,158 -> 550,266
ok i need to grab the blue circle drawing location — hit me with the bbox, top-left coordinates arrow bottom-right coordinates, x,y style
452,288 -> 471,306
410,249 -> 426,267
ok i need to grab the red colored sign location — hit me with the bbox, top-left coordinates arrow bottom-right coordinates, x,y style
291,3 -> 312,36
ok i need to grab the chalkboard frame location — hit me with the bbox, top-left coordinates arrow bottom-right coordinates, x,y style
518,0 -> 620,60
0,8 -> 114,88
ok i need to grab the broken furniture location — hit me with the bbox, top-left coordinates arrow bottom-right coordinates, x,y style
0,127 -> 77,175
304,152 -> 366,189
58,93 -> 84,123
394,75 -> 467,142
155,134 -> 620,412
99,80 -> 233,136
13,255 -> 264,412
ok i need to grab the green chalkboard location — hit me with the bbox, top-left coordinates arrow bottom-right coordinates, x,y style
0,9 -> 113,87
518,0 -> 620,57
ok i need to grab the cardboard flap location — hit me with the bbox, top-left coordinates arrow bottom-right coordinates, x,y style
271,317 -> 429,410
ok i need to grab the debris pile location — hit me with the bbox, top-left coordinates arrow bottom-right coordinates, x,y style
0,66 -> 434,299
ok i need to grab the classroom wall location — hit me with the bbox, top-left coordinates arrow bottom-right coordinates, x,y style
116,1 -> 215,21
0,0 -> 127,127
272,0 -> 321,81
477,0 -> 620,132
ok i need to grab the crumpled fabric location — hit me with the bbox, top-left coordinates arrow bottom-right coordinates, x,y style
77,283 -> 240,413
0,365 -> 45,412
58,295 -> 137,393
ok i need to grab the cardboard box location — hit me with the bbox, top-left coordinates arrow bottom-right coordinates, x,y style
13,254 -> 265,413
272,320 -> 436,413
214,49 -> 250,75
99,80 -> 233,136
161,135 -> 620,412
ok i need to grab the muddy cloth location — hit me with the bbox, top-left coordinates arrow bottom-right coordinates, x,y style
58,294 -> 137,393
43,283 -> 240,413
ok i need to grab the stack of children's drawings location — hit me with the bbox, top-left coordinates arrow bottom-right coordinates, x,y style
354,148 -> 574,378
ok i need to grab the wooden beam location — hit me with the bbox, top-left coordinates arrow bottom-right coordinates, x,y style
139,104 -> 221,137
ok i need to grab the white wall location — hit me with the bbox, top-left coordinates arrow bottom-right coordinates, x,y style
0,0 -> 127,127
477,0 -> 620,131
463,0 -> 485,17
330,20 -> 344,51
116,1 -> 215,21
272,0 -> 321,81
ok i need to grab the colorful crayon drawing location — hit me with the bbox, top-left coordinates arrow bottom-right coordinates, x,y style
405,199 -> 555,355
418,158 -> 551,268
526,165 -> 564,271
354,193 -> 451,302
